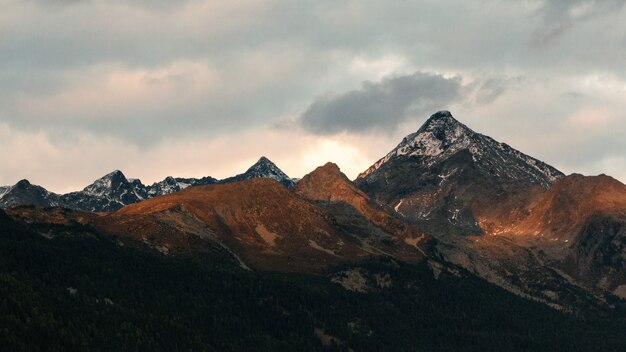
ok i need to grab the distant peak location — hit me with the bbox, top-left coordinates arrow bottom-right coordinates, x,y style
358,111 -> 476,177
303,162 -> 343,180
247,157 -> 281,173
102,170 -> 126,179
15,179 -> 32,188
430,110 -> 453,119
82,170 -> 131,195
420,111 -> 463,131
318,162 -> 342,174
322,161 -> 340,169
255,156 -> 273,165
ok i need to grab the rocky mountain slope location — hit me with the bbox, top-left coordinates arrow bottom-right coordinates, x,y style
509,174 -> 626,297
96,178 -> 426,272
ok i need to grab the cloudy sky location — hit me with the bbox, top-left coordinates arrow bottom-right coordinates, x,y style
1,0 -> 625,192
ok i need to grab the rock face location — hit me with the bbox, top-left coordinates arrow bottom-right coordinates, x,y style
220,156 -> 297,188
572,212 -> 626,297
356,110 -> 564,236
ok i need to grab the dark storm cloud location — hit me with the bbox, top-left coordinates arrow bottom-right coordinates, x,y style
300,72 -> 464,134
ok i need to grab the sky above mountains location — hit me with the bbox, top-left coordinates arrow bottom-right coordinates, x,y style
1,0 -> 625,192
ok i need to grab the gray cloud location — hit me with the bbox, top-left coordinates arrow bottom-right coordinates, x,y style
469,77 -> 520,105
530,0 -> 626,47
300,72 -> 463,134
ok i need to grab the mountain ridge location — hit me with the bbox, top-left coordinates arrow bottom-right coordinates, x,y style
0,156 -> 292,212
2,110 -> 625,310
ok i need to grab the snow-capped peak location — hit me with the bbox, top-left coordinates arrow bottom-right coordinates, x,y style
82,170 -> 130,197
399,110 -> 473,157
146,176 -> 192,196
358,111 -> 563,187
15,179 -> 33,188
245,156 -> 289,180
360,111 -> 474,176
220,156 -> 295,188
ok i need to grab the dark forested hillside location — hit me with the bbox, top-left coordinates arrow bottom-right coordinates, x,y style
1,210 -> 626,351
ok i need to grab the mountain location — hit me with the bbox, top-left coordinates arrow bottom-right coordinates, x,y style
0,110 -> 624,312
0,179 -> 60,209
146,176 -> 217,197
61,171 -> 219,212
220,156 -> 297,188
0,157 -> 288,212
59,170 -> 146,212
356,110 -> 564,236
98,178 -> 391,272
295,162 -> 429,261
354,111 -> 626,306
0,171 -> 219,212
3,110 -> 626,350
507,174 -> 626,297
70,167 -> 426,271
511,174 -> 626,240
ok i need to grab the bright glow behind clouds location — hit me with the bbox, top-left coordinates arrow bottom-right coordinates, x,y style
0,0 -> 625,191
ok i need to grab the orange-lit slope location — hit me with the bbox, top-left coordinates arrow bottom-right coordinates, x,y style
101,178 -> 373,272
295,162 -> 429,260
514,174 -> 626,241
